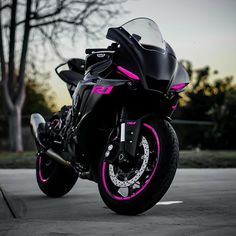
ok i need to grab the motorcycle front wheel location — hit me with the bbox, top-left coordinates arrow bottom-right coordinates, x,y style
98,119 -> 179,215
36,153 -> 78,197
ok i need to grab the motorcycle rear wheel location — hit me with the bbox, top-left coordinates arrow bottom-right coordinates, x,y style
36,153 -> 78,197
98,119 -> 179,215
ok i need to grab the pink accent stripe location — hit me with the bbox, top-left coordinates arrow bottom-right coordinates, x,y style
170,83 -> 187,90
102,161 -> 110,195
172,104 -> 177,109
38,156 -> 50,183
101,123 -> 160,201
117,66 -> 140,81
143,123 -> 160,156
127,122 -> 136,125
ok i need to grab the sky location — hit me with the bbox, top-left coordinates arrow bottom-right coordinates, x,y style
49,0 -> 236,107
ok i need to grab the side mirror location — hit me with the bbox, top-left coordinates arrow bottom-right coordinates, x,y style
68,58 -> 85,75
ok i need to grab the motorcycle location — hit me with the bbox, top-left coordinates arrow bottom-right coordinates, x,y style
30,17 -> 189,215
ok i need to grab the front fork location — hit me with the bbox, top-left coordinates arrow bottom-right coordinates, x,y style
119,106 -> 127,154
105,106 -> 142,164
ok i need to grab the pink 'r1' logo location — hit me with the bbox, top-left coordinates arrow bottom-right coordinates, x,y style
91,85 -> 113,94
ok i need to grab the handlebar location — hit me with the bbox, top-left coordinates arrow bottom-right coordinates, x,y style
85,43 -> 118,54
85,48 -> 110,54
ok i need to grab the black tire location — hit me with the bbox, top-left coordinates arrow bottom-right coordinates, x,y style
98,119 -> 179,215
36,153 -> 78,197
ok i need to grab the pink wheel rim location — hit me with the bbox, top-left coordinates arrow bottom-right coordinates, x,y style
102,123 -> 160,200
38,155 -> 50,183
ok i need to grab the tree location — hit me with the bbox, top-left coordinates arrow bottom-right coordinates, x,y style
174,60 -> 236,149
206,78 -> 236,149
0,76 -> 57,115
0,0 -> 126,151
23,77 -> 57,116
0,77 -> 57,150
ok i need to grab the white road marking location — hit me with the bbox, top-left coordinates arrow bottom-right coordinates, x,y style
156,201 -> 183,205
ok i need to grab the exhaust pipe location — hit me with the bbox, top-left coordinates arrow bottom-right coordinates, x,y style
30,113 -> 71,167
45,148 -> 71,167
30,113 -> 46,147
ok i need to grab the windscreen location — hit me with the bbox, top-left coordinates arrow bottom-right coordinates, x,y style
121,18 -> 165,51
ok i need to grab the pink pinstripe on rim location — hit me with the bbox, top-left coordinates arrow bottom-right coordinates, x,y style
102,123 -> 160,200
38,155 -> 50,183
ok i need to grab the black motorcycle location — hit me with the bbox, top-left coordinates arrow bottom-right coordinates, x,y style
30,17 -> 189,215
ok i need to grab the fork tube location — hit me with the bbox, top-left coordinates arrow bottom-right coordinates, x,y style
120,106 -> 127,152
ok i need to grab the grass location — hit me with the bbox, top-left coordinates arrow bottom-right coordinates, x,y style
0,150 -> 235,169
0,151 -> 36,169
179,150 -> 236,168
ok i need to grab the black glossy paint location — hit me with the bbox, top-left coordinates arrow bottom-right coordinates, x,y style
48,19 -> 189,177
107,26 -> 189,92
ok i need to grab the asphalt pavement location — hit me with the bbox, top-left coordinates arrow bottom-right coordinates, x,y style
0,169 -> 236,236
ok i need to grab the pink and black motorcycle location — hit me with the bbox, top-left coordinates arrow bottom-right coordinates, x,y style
30,18 -> 189,215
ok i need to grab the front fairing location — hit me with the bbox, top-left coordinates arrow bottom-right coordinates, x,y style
106,18 -> 189,92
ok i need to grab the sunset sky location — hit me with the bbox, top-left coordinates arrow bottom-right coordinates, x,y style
48,0 -> 236,107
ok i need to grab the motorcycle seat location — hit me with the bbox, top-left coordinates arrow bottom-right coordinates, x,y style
59,70 -> 84,86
